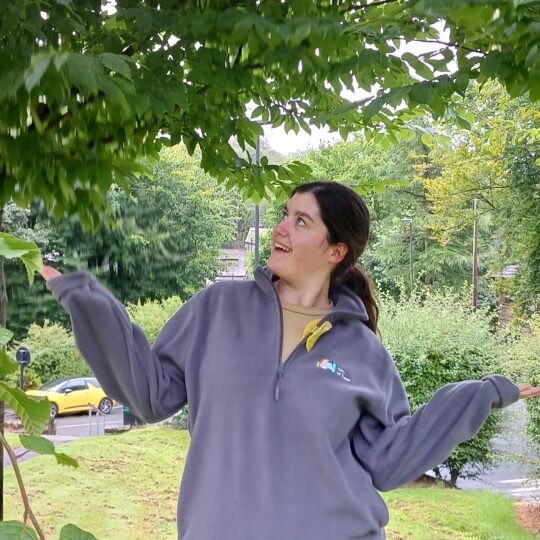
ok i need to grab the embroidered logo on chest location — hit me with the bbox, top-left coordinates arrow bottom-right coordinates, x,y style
316,358 -> 351,382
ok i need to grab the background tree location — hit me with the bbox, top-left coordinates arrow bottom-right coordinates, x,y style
421,82 -> 540,315
4,146 -> 240,338
257,136 -> 482,294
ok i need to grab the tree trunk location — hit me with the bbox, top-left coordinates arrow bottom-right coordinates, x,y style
449,467 -> 460,488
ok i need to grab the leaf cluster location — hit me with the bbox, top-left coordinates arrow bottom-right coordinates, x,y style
2,0 -> 540,226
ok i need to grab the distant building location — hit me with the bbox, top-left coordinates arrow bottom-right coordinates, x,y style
244,227 -> 269,252
212,226 -> 269,283
214,248 -> 248,282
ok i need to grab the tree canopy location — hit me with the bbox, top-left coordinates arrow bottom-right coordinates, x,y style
2,0 -> 540,228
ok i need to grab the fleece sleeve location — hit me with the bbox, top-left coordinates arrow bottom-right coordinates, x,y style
351,353 -> 520,492
47,270 -> 199,423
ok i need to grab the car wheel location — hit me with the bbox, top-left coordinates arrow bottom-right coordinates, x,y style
49,402 -> 58,418
98,397 -> 113,415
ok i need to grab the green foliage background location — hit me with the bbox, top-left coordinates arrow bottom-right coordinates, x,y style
378,289 -> 504,484
503,316 -> 540,444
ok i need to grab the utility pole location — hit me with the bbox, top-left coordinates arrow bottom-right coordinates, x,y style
472,198 -> 479,309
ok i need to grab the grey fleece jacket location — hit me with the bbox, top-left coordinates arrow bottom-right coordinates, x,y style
47,266 -> 520,540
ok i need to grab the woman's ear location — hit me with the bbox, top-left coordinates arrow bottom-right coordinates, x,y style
329,243 -> 348,264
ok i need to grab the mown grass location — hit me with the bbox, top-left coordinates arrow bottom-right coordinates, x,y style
3,426 -> 537,539
3,431 -> 23,450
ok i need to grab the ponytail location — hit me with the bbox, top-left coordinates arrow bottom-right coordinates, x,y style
337,264 -> 379,334
291,182 -> 377,331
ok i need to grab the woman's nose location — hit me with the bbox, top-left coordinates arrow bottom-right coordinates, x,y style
274,218 -> 289,236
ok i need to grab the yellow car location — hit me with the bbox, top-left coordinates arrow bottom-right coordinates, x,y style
26,377 -> 115,418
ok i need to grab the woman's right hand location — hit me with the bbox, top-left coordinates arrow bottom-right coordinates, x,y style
40,264 -> 62,282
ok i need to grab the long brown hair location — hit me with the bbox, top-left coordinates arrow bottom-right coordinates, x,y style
292,181 -> 379,333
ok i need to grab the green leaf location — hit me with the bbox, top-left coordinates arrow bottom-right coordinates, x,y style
59,524 -> 99,540
53,52 -> 69,70
0,349 -> 18,378
0,381 -> 50,436
99,53 -> 131,77
363,97 -> 383,121
0,521 -> 39,539
455,115 -> 471,129
0,233 -> 42,285
292,23 -> 311,44
410,83 -> 433,104
480,52 -> 502,78
24,56 -> 51,92
420,133 -> 431,146
0,327 -> 13,348
231,16 -> 254,41
402,52 -> 434,80
66,54 -> 99,93
251,106 -> 265,119
19,434 -> 55,453
19,435 -> 79,467
455,73 -> 469,96
136,9 -> 153,33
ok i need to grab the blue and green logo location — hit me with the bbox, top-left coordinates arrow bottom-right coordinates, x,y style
316,358 -> 351,382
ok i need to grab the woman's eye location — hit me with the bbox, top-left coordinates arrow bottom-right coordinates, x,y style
297,217 -> 306,226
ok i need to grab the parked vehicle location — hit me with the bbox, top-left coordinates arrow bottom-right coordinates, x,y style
26,377 -> 115,418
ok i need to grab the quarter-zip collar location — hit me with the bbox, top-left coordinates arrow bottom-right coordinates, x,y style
255,265 -> 370,401
254,265 -> 369,324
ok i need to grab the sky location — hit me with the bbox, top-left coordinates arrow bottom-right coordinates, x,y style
262,123 -> 341,155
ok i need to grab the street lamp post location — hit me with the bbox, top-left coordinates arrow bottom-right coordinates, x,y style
255,134 -> 260,268
401,217 -> 413,295
15,346 -> 31,390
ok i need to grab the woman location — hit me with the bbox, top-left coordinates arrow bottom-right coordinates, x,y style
41,181 -> 540,540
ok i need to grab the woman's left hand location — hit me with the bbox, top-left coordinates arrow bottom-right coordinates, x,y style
517,384 -> 540,400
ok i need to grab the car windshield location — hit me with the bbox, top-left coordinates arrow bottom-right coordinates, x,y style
39,379 -> 68,392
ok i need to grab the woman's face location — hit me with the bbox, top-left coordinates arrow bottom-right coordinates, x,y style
267,191 -> 345,283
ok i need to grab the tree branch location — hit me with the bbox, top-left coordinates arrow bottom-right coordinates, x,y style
0,432 -> 46,540
343,0 -> 400,12
410,38 -> 486,56
232,45 -> 243,69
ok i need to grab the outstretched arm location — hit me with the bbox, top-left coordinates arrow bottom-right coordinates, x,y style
352,354 -> 539,492
41,265 -> 198,423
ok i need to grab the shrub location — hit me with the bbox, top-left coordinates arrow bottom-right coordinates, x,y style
9,320 -> 91,388
126,296 -> 183,344
503,315 -> 540,443
379,289 -> 505,485
169,406 -> 189,430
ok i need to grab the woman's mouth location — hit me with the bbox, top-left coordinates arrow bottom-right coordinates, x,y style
273,241 -> 292,253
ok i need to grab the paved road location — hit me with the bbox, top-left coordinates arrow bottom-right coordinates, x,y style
434,400 -> 540,501
3,405 -> 125,466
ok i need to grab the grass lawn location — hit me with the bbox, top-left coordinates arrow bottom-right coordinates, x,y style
3,426 -> 537,540
2,432 -> 23,451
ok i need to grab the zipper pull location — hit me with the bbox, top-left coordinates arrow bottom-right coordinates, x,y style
274,365 -> 284,401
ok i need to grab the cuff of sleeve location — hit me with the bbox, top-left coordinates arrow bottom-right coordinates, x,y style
482,375 -> 520,408
46,270 -> 95,300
